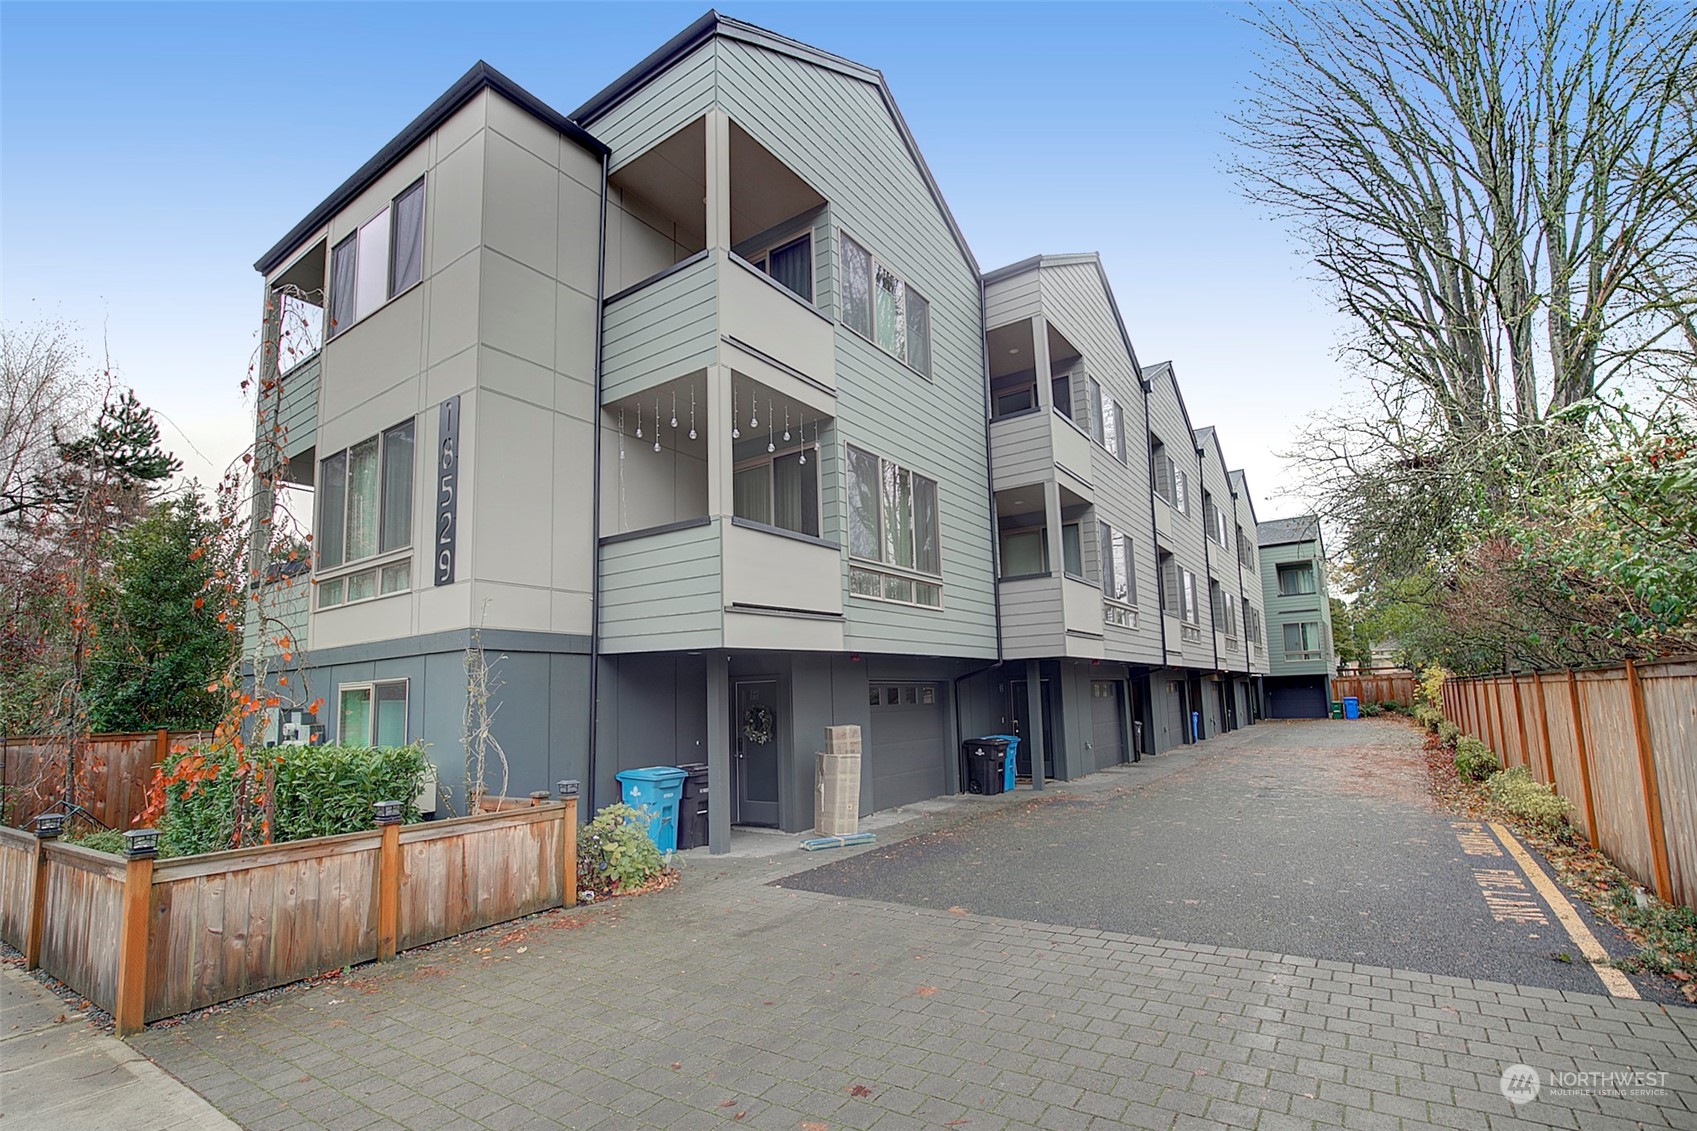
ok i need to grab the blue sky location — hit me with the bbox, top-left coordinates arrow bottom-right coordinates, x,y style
1,2 -> 1347,512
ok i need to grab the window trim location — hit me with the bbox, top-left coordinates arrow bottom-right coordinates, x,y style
1277,561 -> 1318,596
316,419 -> 416,598
749,231 -> 814,305
846,443 -> 942,580
337,678 -> 409,747
732,443 -> 821,539
837,229 -> 932,380
1283,620 -> 1324,659
328,177 -> 427,338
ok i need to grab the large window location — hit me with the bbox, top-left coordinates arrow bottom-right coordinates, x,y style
1283,621 -> 1324,660
339,680 -> 408,746
1098,522 -> 1134,605
752,233 -> 812,303
840,233 -> 931,378
734,448 -> 819,538
317,419 -> 415,609
847,444 -> 941,607
329,179 -> 425,336
1277,562 -> 1317,596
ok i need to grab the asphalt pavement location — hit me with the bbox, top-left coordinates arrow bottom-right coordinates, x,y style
779,717 -> 1676,1003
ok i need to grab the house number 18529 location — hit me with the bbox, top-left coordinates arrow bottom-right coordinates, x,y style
435,395 -> 460,586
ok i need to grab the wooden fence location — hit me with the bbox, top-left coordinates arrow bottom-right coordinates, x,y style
1333,671 -> 1417,707
1,729 -> 206,831
1442,659 -> 1695,910
0,796 -> 579,1034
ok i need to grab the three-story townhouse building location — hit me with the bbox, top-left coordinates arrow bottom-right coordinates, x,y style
249,11 -> 1283,853
1257,515 -> 1336,717
1229,468 -> 1272,711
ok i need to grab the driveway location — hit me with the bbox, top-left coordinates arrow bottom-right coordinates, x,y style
780,718 -> 1668,1002
124,719 -> 1697,1130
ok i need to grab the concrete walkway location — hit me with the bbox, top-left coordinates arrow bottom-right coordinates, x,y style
125,722 -> 1696,1129
1,962 -> 238,1130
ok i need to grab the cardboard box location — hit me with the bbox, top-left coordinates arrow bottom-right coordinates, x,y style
823,725 -> 862,757
814,749 -> 861,836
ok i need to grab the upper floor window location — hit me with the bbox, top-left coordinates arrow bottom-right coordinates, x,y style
1204,495 -> 1231,549
317,419 -> 414,608
1089,380 -> 1126,462
1181,567 -> 1199,624
752,233 -> 813,303
1212,586 -> 1241,638
1098,522 -> 1134,604
847,444 -> 941,607
1277,562 -> 1317,596
329,179 -> 425,337
1246,604 -> 1264,644
1236,525 -> 1254,568
734,447 -> 819,538
1151,437 -> 1189,514
1283,621 -> 1324,660
840,233 -> 931,378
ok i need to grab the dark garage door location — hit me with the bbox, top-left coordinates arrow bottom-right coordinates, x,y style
1090,681 -> 1125,769
1269,682 -> 1328,719
869,682 -> 946,810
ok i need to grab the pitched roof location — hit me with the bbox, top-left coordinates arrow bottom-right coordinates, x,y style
573,10 -> 978,274
982,253 -> 1146,386
256,62 -> 608,275
1257,515 -> 1321,546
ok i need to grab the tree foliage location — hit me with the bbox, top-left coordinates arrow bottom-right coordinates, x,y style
1234,0 -> 1697,673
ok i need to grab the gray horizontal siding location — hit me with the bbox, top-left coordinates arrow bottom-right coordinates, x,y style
985,272 -> 1040,330
599,520 -> 722,651
594,43 -> 720,173
276,354 -> 320,459
989,413 -> 1052,490
999,576 -> 1066,659
602,254 -> 718,401
1145,366 -> 1214,669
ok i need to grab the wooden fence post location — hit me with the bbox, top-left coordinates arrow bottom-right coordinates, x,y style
1624,660 -> 1673,903
1532,675 -> 1556,788
1567,670 -> 1599,848
24,814 -> 63,970
1510,675 -> 1530,772
114,829 -> 159,1037
374,802 -> 403,962
558,780 -> 580,911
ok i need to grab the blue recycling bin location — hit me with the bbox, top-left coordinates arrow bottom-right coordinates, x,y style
1342,696 -> 1360,720
990,735 -> 1020,791
614,766 -> 688,852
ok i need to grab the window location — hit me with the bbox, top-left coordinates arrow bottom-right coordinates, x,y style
1277,562 -> 1317,596
753,233 -> 813,303
734,449 -> 819,537
847,444 -> 941,607
840,233 -> 930,376
1212,586 -> 1241,639
1283,621 -> 1323,659
1051,374 -> 1073,420
329,178 -> 426,336
338,680 -> 408,746
317,419 -> 415,608
1204,496 -> 1230,548
1181,568 -> 1199,624
1151,437 -> 1187,513
999,529 -> 1046,577
1247,605 -> 1264,644
1237,526 -> 1254,568
1158,551 -> 1176,613
1061,523 -> 1083,577
995,387 -> 1034,416
1172,465 -> 1190,515
1098,522 -> 1134,604
1088,378 -> 1106,447
1095,387 -> 1125,462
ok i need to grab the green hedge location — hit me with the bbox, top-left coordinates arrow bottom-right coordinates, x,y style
160,743 -> 428,857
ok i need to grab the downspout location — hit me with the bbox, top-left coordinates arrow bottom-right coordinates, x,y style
980,275 -> 1002,664
1200,444 -> 1218,676
1141,374 -> 1164,667
586,150 -> 610,813
1232,489 -> 1251,722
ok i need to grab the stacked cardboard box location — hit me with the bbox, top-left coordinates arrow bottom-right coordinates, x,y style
814,725 -> 862,836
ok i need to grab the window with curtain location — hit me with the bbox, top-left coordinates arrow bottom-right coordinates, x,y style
840,231 -> 931,377
317,418 -> 416,609
1284,621 -> 1322,657
1062,523 -> 1082,577
1277,562 -> 1316,596
329,179 -> 428,338
847,444 -> 941,607
999,529 -> 1046,577
757,234 -> 812,303
734,450 -> 819,537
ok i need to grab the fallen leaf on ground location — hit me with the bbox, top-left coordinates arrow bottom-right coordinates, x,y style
847,1083 -> 873,1097
915,986 -> 938,997
719,1099 -> 737,1108
946,906 -> 968,916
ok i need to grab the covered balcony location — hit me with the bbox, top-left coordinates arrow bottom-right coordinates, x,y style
994,483 -> 1103,659
601,115 -> 835,405
598,370 -> 842,653
985,319 -> 1094,498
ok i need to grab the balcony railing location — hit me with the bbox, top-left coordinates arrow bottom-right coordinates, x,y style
1180,623 -> 1203,644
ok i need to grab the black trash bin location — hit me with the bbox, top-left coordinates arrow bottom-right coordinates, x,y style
676,762 -> 710,849
959,737 -> 1009,796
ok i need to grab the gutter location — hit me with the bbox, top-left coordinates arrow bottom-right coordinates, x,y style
586,149 -> 610,813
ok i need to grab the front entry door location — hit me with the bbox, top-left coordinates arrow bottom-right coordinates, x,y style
734,680 -> 780,827
1008,680 -> 1056,779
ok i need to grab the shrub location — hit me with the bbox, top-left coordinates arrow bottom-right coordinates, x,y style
578,803 -> 665,895
1487,766 -> 1573,830
1437,720 -> 1462,748
1417,666 -> 1450,711
1412,704 -> 1442,731
65,827 -> 128,855
1361,702 -> 1383,717
158,742 -> 428,856
1454,736 -> 1497,781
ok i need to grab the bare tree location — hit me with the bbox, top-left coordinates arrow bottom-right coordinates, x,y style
0,323 -> 94,521
1233,0 -> 1697,434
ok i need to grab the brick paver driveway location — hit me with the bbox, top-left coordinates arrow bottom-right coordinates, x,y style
136,720 -> 1697,1130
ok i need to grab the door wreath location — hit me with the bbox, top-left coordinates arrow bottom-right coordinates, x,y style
743,703 -> 775,745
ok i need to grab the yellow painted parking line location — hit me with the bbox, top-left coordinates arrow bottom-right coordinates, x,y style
1489,822 -> 1639,1000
